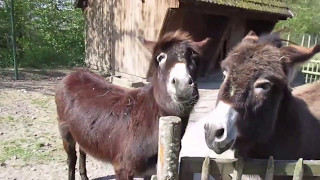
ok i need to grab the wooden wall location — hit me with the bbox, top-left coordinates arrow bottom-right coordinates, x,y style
84,0 -> 180,80
84,0 -> 112,75
112,0 -> 179,80
83,0 -> 280,80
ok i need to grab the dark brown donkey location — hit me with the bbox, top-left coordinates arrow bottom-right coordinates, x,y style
204,31 -> 320,161
55,31 -> 209,180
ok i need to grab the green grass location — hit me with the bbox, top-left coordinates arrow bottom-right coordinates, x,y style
0,116 -> 15,123
0,138 -> 57,165
31,98 -> 52,108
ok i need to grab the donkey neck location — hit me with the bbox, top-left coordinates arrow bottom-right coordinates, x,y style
252,89 -> 305,159
140,82 -> 188,117
142,81 -> 191,138
245,89 -> 299,159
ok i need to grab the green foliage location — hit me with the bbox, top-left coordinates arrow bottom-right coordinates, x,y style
276,0 -> 320,35
0,0 -> 85,68
0,1 -> 12,67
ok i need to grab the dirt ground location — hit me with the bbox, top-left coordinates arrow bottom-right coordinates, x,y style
0,68 -> 228,180
0,69 -> 115,180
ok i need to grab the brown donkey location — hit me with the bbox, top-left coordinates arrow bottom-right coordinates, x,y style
204,31 -> 320,161
55,31 -> 209,180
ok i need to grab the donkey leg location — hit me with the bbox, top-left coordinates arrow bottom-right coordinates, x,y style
115,170 -> 134,180
60,123 -> 77,180
63,140 -> 77,180
79,148 -> 89,180
114,164 -> 134,180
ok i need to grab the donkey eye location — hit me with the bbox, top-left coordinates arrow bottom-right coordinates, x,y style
223,71 -> 228,79
254,79 -> 272,94
156,53 -> 167,63
190,50 -> 199,57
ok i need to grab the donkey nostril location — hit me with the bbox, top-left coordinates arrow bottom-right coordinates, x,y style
188,78 -> 193,85
215,128 -> 225,138
172,78 -> 176,84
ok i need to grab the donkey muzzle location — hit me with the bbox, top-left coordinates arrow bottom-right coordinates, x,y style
204,123 -> 235,154
203,101 -> 239,154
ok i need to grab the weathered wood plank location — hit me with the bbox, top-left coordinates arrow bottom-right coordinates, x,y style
179,159 -> 195,180
265,156 -> 274,180
180,157 -> 237,176
113,0 -> 180,79
293,158 -> 304,180
157,116 -> 181,180
232,157 -> 244,180
201,156 -> 211,180
179,157 -> 320,177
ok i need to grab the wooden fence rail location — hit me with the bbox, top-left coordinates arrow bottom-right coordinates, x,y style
178,157 -> 320,180
154,116 -> 320,180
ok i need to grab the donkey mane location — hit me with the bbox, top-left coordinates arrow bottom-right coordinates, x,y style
152,31 -> 191,54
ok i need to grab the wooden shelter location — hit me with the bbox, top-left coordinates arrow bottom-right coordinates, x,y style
75,0 -> 292,82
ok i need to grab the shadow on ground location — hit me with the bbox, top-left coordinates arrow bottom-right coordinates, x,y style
0,68 -> 73,96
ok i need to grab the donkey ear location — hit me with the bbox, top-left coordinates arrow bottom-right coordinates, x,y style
242,30 -> 259,43
280,44 -> 320,65
191,37 -> 212,54
138,36 -> 156,53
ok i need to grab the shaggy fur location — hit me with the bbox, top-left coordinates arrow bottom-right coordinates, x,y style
56,31 -> 208,180
217,31 -> 320,160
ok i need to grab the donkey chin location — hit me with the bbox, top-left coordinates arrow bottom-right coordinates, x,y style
206,136 -> 235,154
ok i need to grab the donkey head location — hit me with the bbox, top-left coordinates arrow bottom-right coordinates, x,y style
144,31 -> 210,116
204,31 -> 320,154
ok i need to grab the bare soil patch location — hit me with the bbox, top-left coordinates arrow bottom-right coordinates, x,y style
0,68 -> 114,180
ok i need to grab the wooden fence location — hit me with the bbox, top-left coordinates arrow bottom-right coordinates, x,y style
153,116 -> 320,180
302,59 -> 320,83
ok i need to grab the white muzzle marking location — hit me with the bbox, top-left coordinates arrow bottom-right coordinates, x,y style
204,101 -> 239,153
167,63 -> 191,99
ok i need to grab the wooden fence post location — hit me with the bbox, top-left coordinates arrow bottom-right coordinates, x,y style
293,158 -> 304,180
265,156 -> 274,180
286,34 -> 290,46
232,157 -> 244,180
301,34 -> 305,46
201,156 -> 211,180
157,116 -> 182,180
